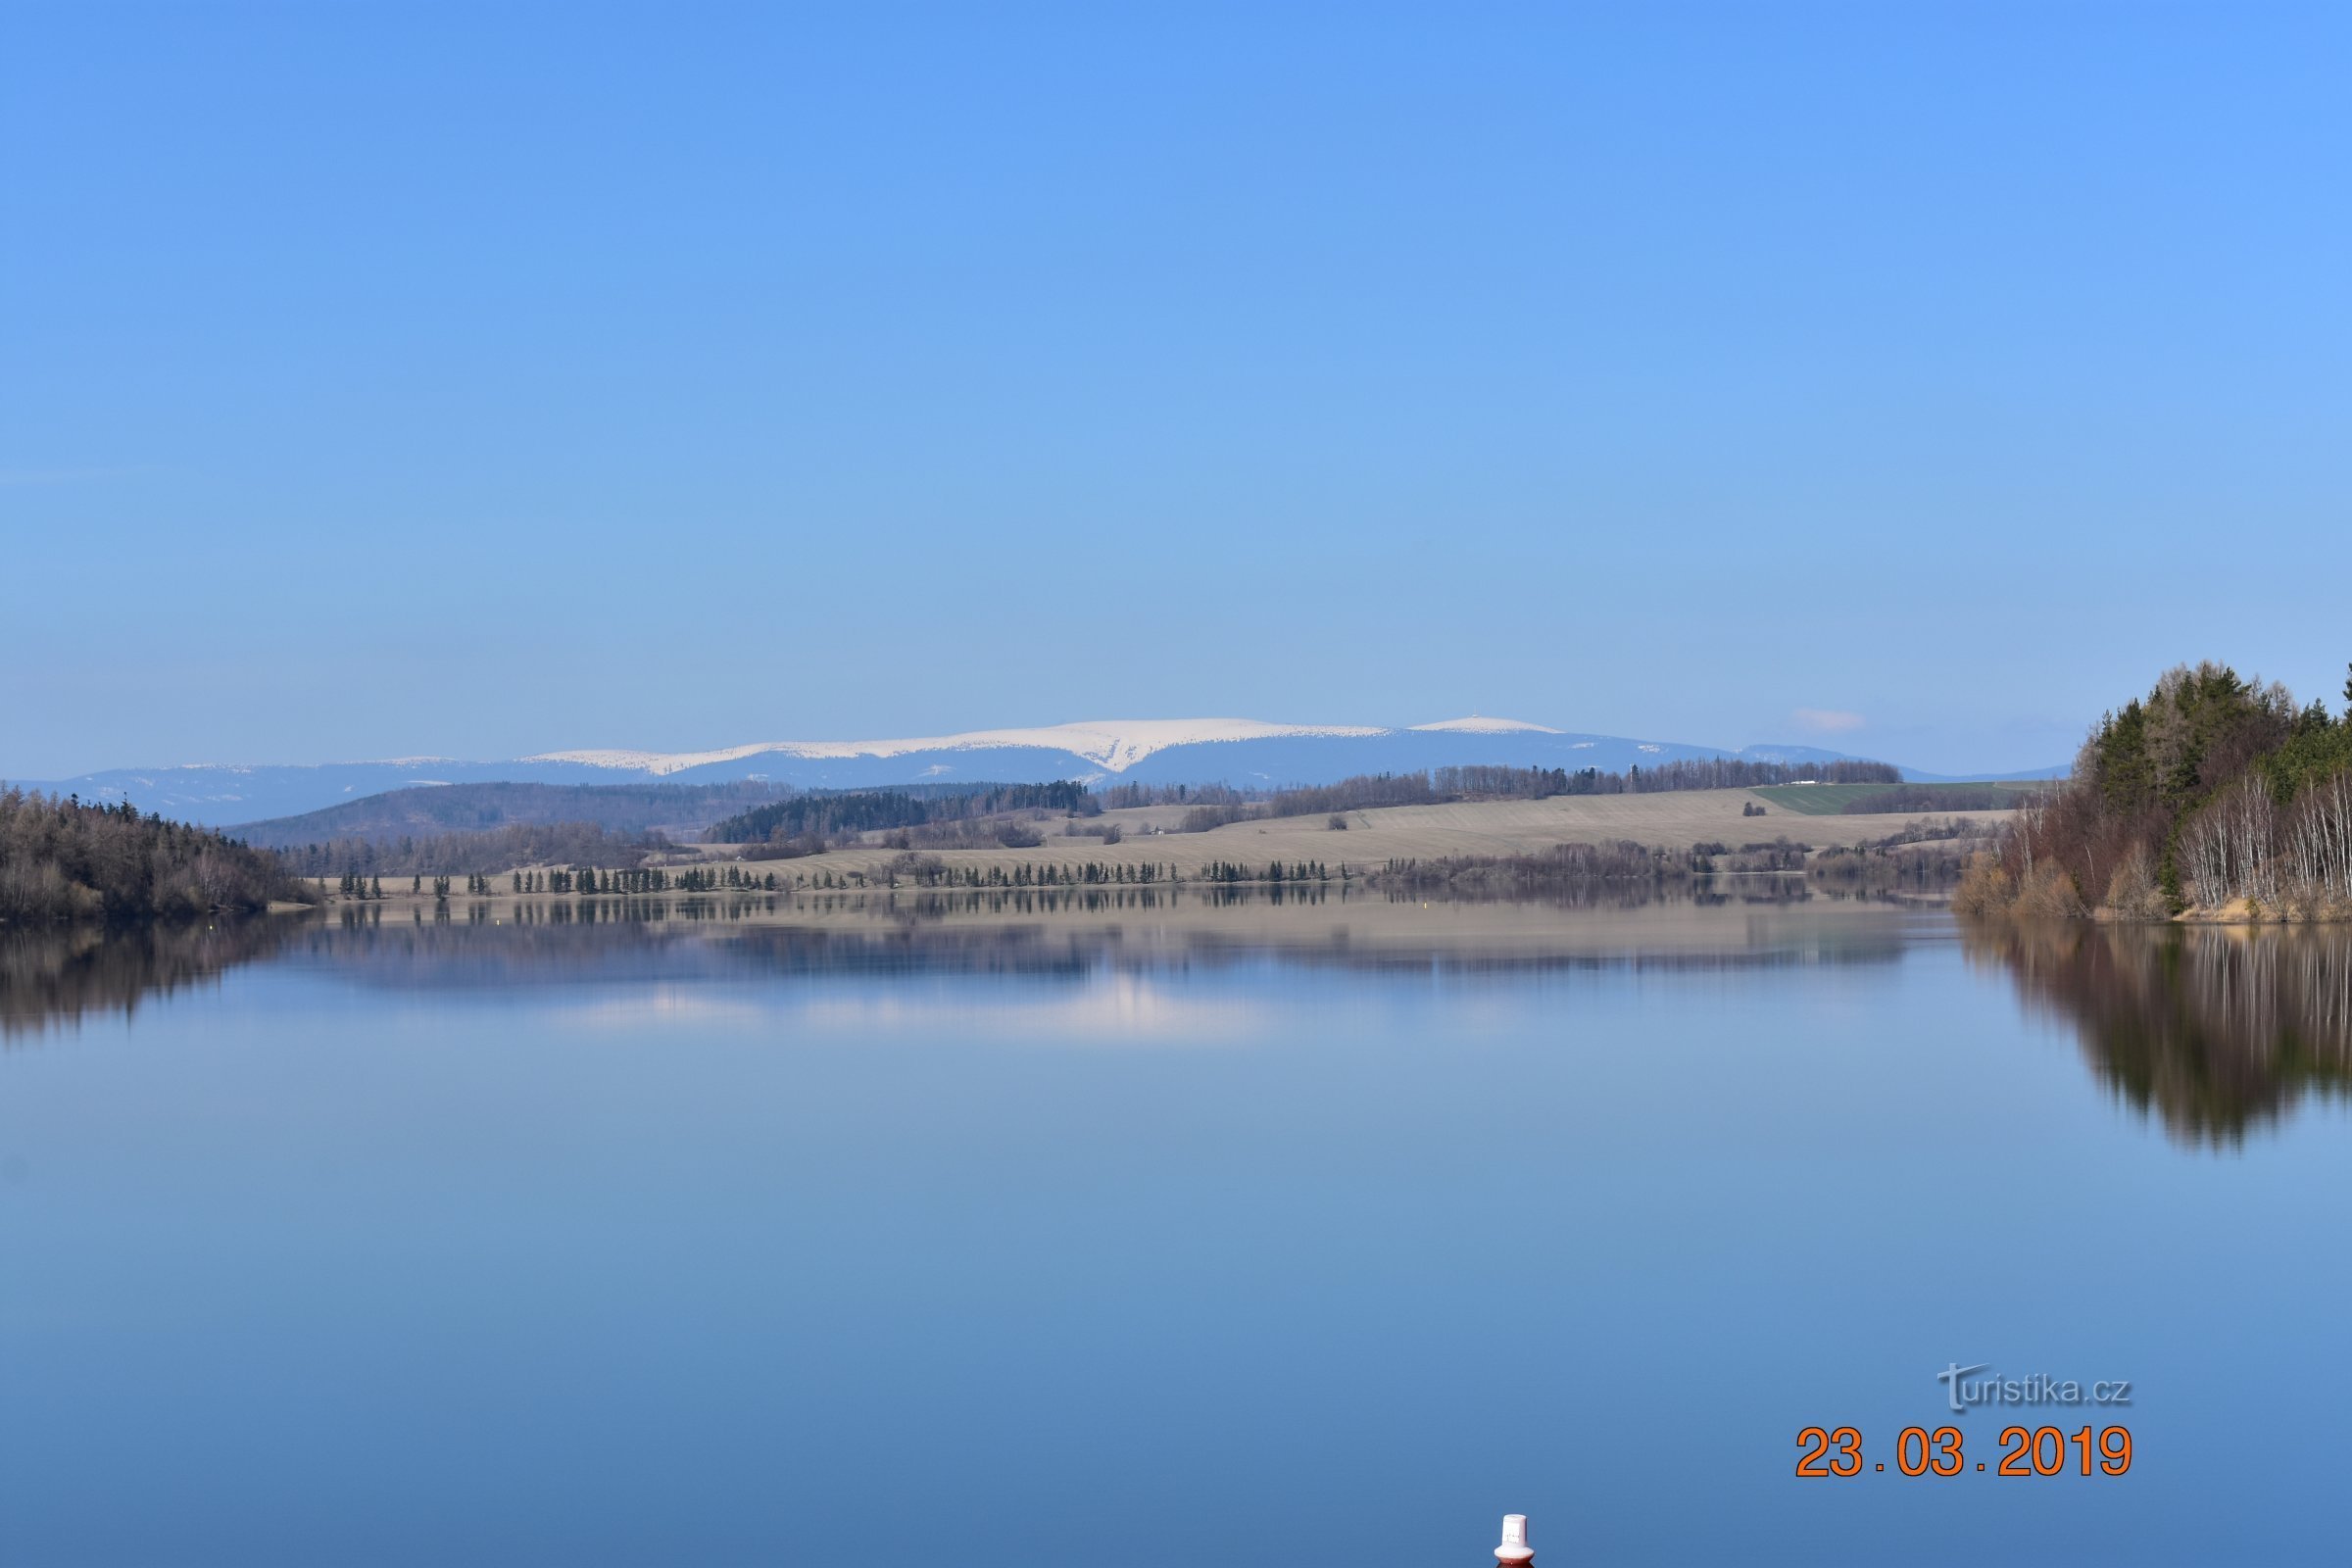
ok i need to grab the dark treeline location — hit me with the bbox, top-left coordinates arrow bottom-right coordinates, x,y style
1963,662 -> 2352,918
1092,781 -> 1251,809
710,856 -> 1330,892
319,863 -> 798,901
1433,764 -> 1569,796
705,782 -> 1094,847
1368,840 -> 1704,896
1695,837 -> 1815,872
871,853 -> 1195,888
1178,758 -> 1902,832
1619,757 -> 1899,791
1809,819 -> 2002,891
1179,767 -> 1559,831
1196,859 -> 1336,884
279,823 -> 668,878
514,865 -> 777,896
1837,783 -> 2044,814
1365,823 -> 1965,899
1,788 -> 316,923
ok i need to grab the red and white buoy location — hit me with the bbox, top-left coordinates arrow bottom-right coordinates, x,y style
1494,1513 -> 1534,1564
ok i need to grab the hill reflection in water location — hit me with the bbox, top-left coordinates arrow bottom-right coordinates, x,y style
5,879 -> 1927,1037
23,897 -> 2352,1150
1967,922 -> 2352,1146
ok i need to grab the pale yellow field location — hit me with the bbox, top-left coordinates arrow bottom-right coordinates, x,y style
308,790 -> 2011,905
679,788 -> 2014,883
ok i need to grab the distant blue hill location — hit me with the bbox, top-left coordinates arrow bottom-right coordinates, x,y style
1902,763 -> 2070,784
14,715 -> 2048,827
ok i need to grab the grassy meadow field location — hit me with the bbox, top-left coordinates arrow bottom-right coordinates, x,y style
754,788 -> 2013,882
1747,781 -> 2047,815
314,788 -> 2016,900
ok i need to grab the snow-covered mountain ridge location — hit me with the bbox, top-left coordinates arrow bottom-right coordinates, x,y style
21,715 -> 1928,827
524,718 -> 1392,776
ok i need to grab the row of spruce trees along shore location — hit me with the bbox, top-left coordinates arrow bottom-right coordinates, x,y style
1960,662 -> 2352,919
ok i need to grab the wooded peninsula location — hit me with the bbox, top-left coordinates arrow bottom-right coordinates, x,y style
1959,662 -> 2352,920
0,789 -> 316,923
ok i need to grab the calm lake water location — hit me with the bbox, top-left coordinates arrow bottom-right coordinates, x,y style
4,891 -> 2350,1565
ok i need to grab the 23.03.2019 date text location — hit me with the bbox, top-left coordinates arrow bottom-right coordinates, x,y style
1795,1425 -> 2132,1478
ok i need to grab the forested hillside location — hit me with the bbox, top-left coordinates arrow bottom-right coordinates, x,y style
1961,662 -> 2352,918
232,780 -> 788,847
274,823 -> 668,879
705,782 -> 1093,845
1,789 -> 316,922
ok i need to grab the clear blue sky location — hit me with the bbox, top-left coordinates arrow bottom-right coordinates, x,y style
6,2 -> 2347,780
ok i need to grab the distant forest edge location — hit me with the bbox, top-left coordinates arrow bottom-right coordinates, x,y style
1959,662 -> 2352,920
702,759 -> 1904,849
222,759 -> 1923,872
704,782 -> 1093,847
1163,758 -> 1901,832
1750,781 -> 2050,816
1,789 -> 317,923
274,823 -> 676,879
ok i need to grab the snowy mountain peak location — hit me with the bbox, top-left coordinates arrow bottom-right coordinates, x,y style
1407,715 -> 1563,735
34,713 -> 1933,827
525,718 -> 1392,777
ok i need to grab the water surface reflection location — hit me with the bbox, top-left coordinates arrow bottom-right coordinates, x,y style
10,897 -> 2352,1563
1966,923 -> 2352,1146
1,919 -> 299,1038
5,883 -> 1930,1038
22,903 -> 2352,1154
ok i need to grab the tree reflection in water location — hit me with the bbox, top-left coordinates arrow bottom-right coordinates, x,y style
1,919 -> 301,1039
1967,922 -> 2352,1147
5,881 -> 1909,1038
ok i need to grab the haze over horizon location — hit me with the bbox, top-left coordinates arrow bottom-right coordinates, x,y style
9,3 -> 2349,781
